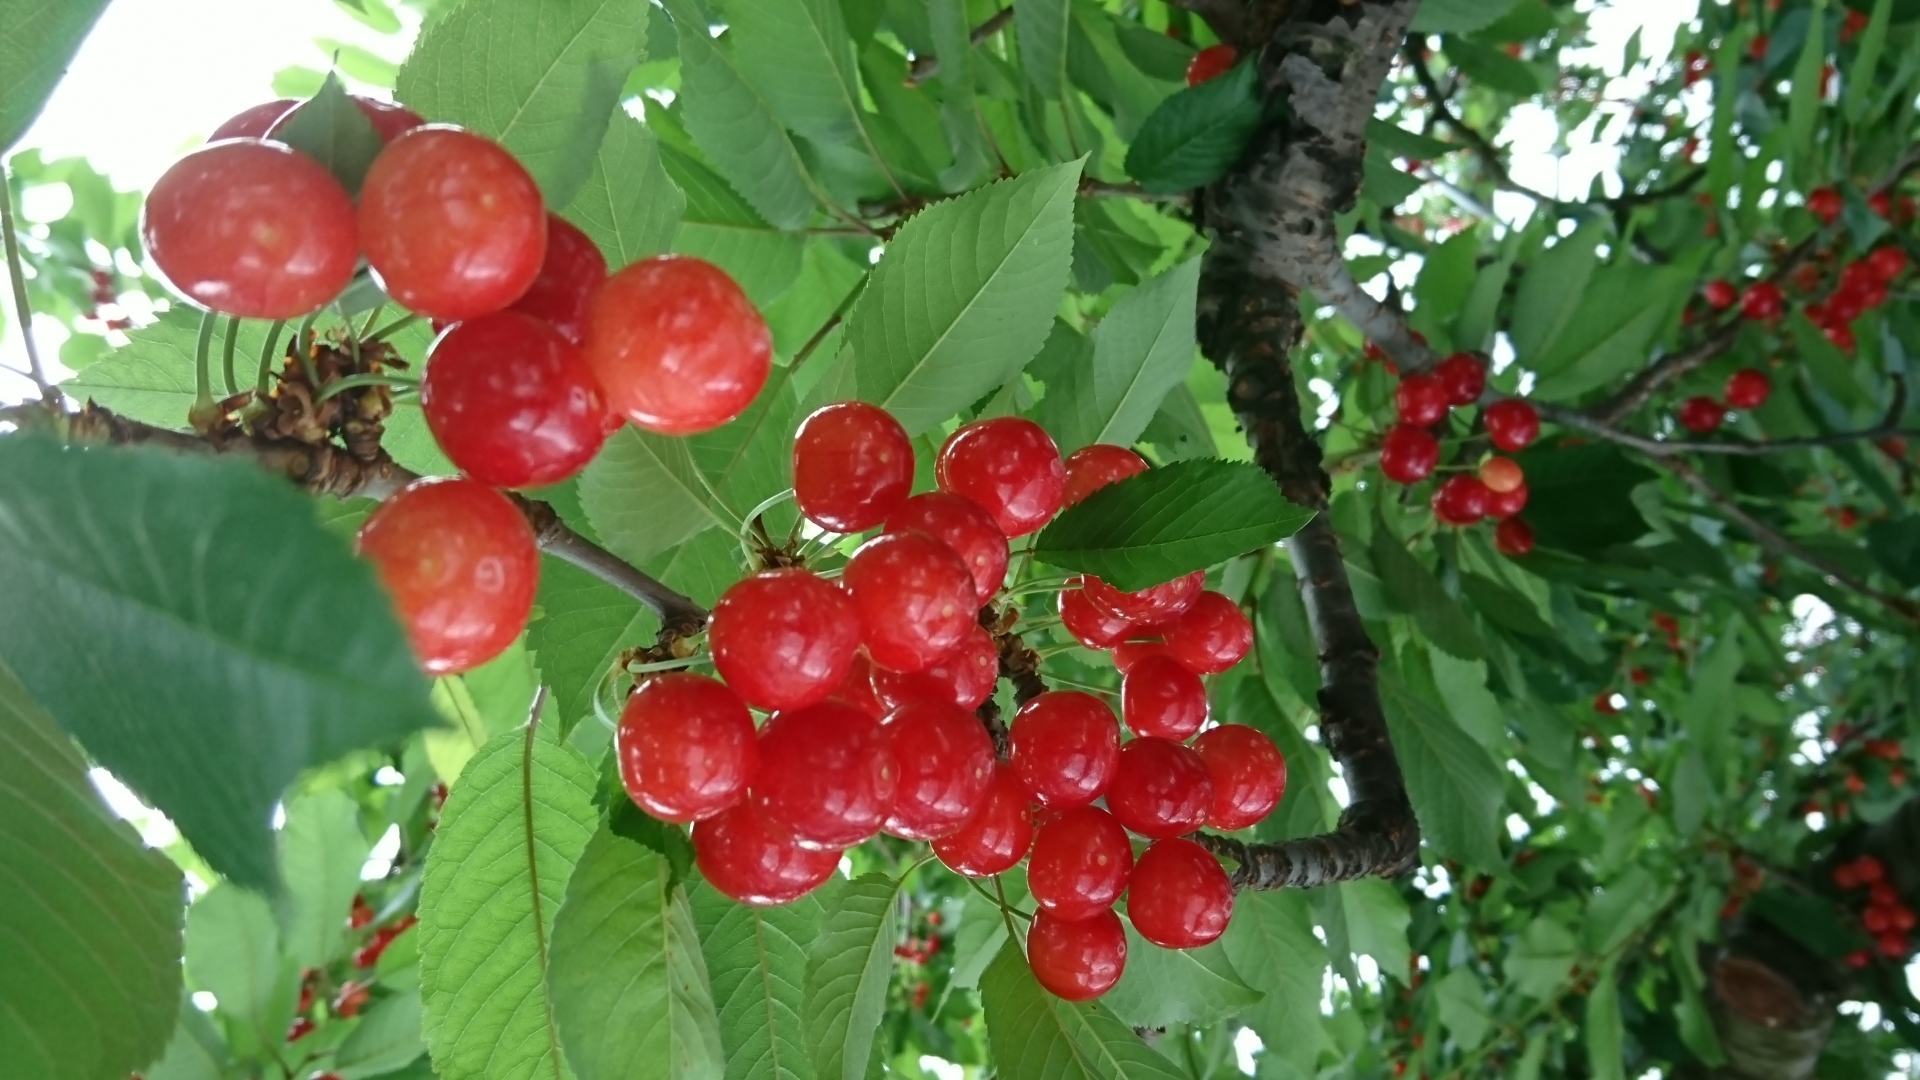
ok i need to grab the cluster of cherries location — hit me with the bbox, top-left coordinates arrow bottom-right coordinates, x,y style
1371,349 -> 1539,557
1709,236 -> 1908,357
1833,855 -> 1916,965
608,406 -> 1284,1001
282,896 -> 415,1046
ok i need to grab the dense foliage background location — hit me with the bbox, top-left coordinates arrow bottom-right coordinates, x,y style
5,0 -> 1920,1078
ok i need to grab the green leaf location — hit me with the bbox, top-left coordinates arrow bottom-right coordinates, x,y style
550,828 -> 725,1080
1506,919 -> 1578,1000
979,942 -> 1186,1080
145,1002 -> 229,1080
1785,1 -> 1825,183
1410,0 -> 1521,32
0,437 -> 439,889
1845,0 -> 1895,123
1747,887 -> 1860,960
395,0 -> 648,207
1509,220 -> 1604,365
1379,672 -> 1504,869
656,141 -> 807,307
1512,442 -> 1657,556
690,879 -> 826,1080
564,113 -> 685,268
803,872 -> 907,1080
184,884 -> 290,1055
1034,256 -> 1199,454
1034,459 -> 1316,591
0,659 -> 183,1080
1584,867 -> 1668,955
580,429 -> 731,565
1218,890 -> 1328,1075
1866,516 -> 1920,588
277,789 -> 372,970
65,309 -> 261,428
1015,0 -> 1073,99
1529,263 -> 1690,400
272,72 -> 386,196
1101,923 -> 1261,1030
715,0 -> 892,191
1585,962 -> 1625,1080
528,560 -> 655,737
335,990 -> 427,1078
419,724 -> 600,1080
1124,62 -> 1263,194
0,0 -> 110,153
1435,968 -> 1492,1050
1369,523 -> 1486,661
1445,36 -> 1540,95
1366,118 -> 1453,161
1338,878 -> 1412,980
844,160 -> 1082,434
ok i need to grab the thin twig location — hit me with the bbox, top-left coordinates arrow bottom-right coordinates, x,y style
1536,402 -> 1920,458
906,8 -> 1015,86
0,164 -> 58,404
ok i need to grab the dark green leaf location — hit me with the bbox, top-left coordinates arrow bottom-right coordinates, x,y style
1435,968 -> 1492,1049
1369,523 -> 1486,661
564,113 -> 685,268
1866,516 -> 1920,587
979,942 -> 1186,1080
1509,219 -> 1604,364
1015,0 -> 1072,99
528,559 -> 655,738
804,873 -> 906,1080
334,990 -> 426,1077
0,0 -> 110,152
1379,673 -> 1504,869
1124,62 -> 1263,194
1366,118 -> 1453,160
1530,262 -> 1690,400
1034,459 -> 1314,591
1585,963 -> 1624,1080
1505,919 -> 1578,999
1512,441 -> 1657,556
1748,887 -> 1863,960
691,879 -> 825,1080
1034,256 -> 1199,453
1218,890 -> 1329,1075
271,73 -> 385,196
1410,0 -> 1521,32
1100,923 -> 1261,1030
1445,36 -> 1541,95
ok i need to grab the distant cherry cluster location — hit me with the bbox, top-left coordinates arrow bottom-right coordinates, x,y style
1834,855 -> 1917,966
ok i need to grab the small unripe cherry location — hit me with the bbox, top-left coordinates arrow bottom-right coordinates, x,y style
1191,725 -> 1287,830
1495,517 -> 1535,557
1121,654 -> 1208,740
1026,805 -> 1133,921
1059,581 -> 1139,649
1395,374 -> 1451,427
1484,400 -> 1540,452
1159,591 -> 1252,674
1379,425 -> 1440,485
1062,444 -> 1149,506
1478,456 -> 1524,494
932,763 -> 1034,877
1725,369 -> 1771,410
1103,737 -> 1214,839
936,418 -> 1066,537
1127,838 -> 1233,949
793,401 -> 914,532
844,532 -> 979,672
1434,352 -> 1486,406
885,492 -> 1008,606
1010,691 -> 1121,808
1432,475 -> 1491,526
1678,395 -> 1725,433
617,673 -> 756,822
1027,908 -> 1127,1001
709,570 -> 861,711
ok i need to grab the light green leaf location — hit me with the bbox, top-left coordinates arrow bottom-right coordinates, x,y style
0,0 -> 110,153
1785,2 -> 1825,183
1016,0 -> 1073,99
565,113 -> 685,268
1369,523 -> 1485,661
691,879 -> 825,1080
845,160 -> 1083,434
184,884 -> 289,1054
1455,248 -> 1515,352
145,1003 -> 229,1080
335,990 -> 426,1078
716,0 -> 890,189
1379,672 -> 1504,870
1844,0 -> 1894,123
1530,263 -> 1690,400
804,873 -> 907,1080
550,829 -> 725,1080
1585,962 -> 1624,1080
1426,649 -> 1506,755
1506,919 -> 1578,1000
1035,256 -> 1199,454
0,659 -> 183,1080
979,942 -> 1186,1080
580,428 -> 729,565
0,437 -> 439,889
277,789 -> 372,970
1509,219 -> 1604,366
1219,890 -> 1328,1075
65,310 -> 261,428
1435,968 -> 1492,1050
418,724 -> 599,1080
1339,878 -> 1411,980
528,560 -> 655,738
396,0 -> 649,207
1124,62 -> 1263,194
427,637 -> 540,781
1034,459 -> 1316,591
1584,867 -> 1667,956
1101,922 -> 1262,1031
272,72 -> 385,196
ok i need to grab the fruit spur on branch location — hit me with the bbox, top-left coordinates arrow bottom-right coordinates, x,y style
134,77 -> 1285,1004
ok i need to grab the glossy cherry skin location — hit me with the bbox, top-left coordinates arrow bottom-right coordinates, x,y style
1028,908 -> 1127,1001
936,418 -> 1067,537
886,492 -> 1008,606
1379,424 -> 1440,485
1121,654 -> 1208,740
360,126 -> 545,320
872,623 -> 999,711
499,214 -> 607,346
1478,456 -> 1524,494
1111,641 -> 1175,675
1807,187 -> 1843,223
421,312 -> 608,488
932,764 -> 1034,877
351,97 -> 426,143
586,254 -> 771,435
1010,691 -> 1121,808
1104,737 -> 1214,839
1083,571 -> 1204,624
749,701 -> 898,850
1027,806 -> 1133,921
1495,516 -> 1536,556
1160,591 -> 1252,674
1191,724 -> 1287,830
828,652 -> 890,720
209,99 -> 297,140
1434,352 -> 1487,406
1433,475 -> 1492,526
1741,281 -> 1784,321
1185,43 -> 1238,87
693,802 -> 842,906
1678,395 -> 1725,433
1486,479 -> 1528,519
1395,374 -> 1450,426
881,699 -> 997,840
1483,400 -> 1539,452
1127,838 -> 1234,949
1702,280 -> 1737,309
1867,246 -> 1909,281
142,141 -> 359,319
794,401 -> 914,532
1726,369 -> 1771,410
844,532 -> 979,673
618,673 -> 757,822
356,478 -> 539,674
1059,581 -> 1138,649
1062,444 -> 1149,506
709,569 -> 861,711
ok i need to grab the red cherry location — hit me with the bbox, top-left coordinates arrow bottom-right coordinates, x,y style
1082,571 -> 1204,624
499,214 -> 607,346
1434,352 -> 1486,406
1879,933 -> 1909,958
826,652 -> 889,720
1856,856 -> 1886,883
356,478 -> 538,674
693,802 -> 842,906
844,532 -> 979,672
1828,287 -> 1868,326
1027,908 -> 1127,1001
1807,187 -> 1843,223
1432,475 -> 1491,526
932,763 -> 1034,877
1104,737 -> 1214,839
1702,280 -> 1738,308
1395,374 -> 1450,426
350,97 -> 426,143
1111,640 -> 1174,674
421,312 -> 608,488
709,570 -> 860,711
1495,517 -> 1535,557
1062,444 -> 1149,506
1379,425 -> 1440,484
1725,369 -> 1771,410
617,673 -> 757,822
1485,479 -> 1528,519
881,699 -> 996,840
1010,691 -> 1121,808
210,99 -> 298,140
1740,281 -> 1785,320
288,1017 -> 316,1043
1121,654 -> 1208,740
1192,725 -> 1287,830
1483,400 -> 1539,452
142,141 -> 359,319
1678,396 -> 1725,433
1159,591 -> 1251,674
1185,44 -> 1238,87
1027,805 -> 1133,921
885,492 -> 1009,606
749,701 -> 897,849
1059,580 -> 1139,649
936,418 -> 1067,537
1869,191 -> 1893,219
1478,456 -> 1523,494
585,254 -> 771,435
1824,322 -> 1858,352
1867,246 -> 1909,282
359,126 -> 547,321
794,402 -> 914,533
1127,838 -> 1233,949
872,623 -> 1000,711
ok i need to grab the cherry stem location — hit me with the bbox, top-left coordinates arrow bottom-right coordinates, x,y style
998,575 -> 1076,600
0,164 -> 56,404
990,875 -> 1030,944
293,312 -> 321,387
366,312 -> 420,342
192,309 -> 217,411
625,655 -> 710,675
220,316 -> 241,397
313,372 -> 421,404
741,487 -> 794,529
254,321 -> 286,397
355,301 -> 387,342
